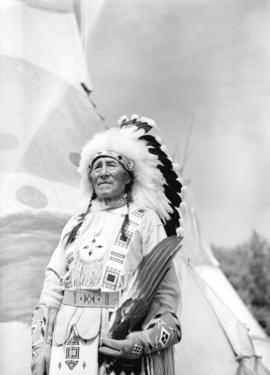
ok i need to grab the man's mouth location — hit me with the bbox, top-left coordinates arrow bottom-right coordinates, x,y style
98,181 -> 111,186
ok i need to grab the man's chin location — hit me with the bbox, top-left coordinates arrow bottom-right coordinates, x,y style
96,187 -> 114,200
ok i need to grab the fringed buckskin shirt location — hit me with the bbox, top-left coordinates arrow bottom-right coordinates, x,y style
38,202 -> 181,372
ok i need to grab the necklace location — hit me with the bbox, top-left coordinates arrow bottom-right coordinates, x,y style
100,193 -> 128,210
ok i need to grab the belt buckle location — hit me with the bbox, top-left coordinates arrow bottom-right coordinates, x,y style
73,290 -> 119,308
78,290 -> 100,306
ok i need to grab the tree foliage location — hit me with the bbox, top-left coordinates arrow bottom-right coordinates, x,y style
212,231 -> 270,335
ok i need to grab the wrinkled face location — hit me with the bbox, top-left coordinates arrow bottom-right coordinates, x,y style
89,157 -> 131,200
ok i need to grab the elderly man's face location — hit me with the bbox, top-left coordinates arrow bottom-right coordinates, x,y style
89,157 -> 131,200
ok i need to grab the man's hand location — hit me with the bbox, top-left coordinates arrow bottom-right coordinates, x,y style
99,332 -> 147,359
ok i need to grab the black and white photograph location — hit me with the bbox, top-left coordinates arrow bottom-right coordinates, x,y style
0,1 -> 270,374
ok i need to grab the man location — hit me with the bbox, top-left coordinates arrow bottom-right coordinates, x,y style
31,115 -> 182,375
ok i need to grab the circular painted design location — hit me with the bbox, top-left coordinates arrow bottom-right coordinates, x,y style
16,185 -> 48,209
0,132 -> 18,151
69,152 -> 80,167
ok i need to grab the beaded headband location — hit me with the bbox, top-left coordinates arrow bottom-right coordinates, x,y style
89,151 -> 135,172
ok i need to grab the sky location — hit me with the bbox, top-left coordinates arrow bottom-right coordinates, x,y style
83,0 -> 270,246
1,0 -> 270,247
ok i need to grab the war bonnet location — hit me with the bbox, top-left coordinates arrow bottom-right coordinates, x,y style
78,115 -> 182,236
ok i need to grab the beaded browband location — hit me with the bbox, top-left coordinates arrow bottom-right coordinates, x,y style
89,151 -> 135,172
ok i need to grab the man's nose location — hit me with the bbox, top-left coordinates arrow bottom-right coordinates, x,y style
100,163 -> 109,176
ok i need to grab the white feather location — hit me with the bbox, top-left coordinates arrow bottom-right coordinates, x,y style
78,126 -> 177,223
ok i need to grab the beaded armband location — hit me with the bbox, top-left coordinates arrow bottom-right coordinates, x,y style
31,305 -> 57,359
144,312 -> 181,354
31,305 -> 49,359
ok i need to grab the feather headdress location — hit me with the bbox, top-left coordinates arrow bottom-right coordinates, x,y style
78,115 -> 182,235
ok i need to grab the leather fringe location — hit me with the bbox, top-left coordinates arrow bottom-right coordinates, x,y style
146,346 -> 175,375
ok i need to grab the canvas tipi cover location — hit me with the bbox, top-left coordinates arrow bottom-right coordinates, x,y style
0,2 -> 269,375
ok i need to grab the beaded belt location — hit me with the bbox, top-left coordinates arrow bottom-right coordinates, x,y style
63,289 -> 120,308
